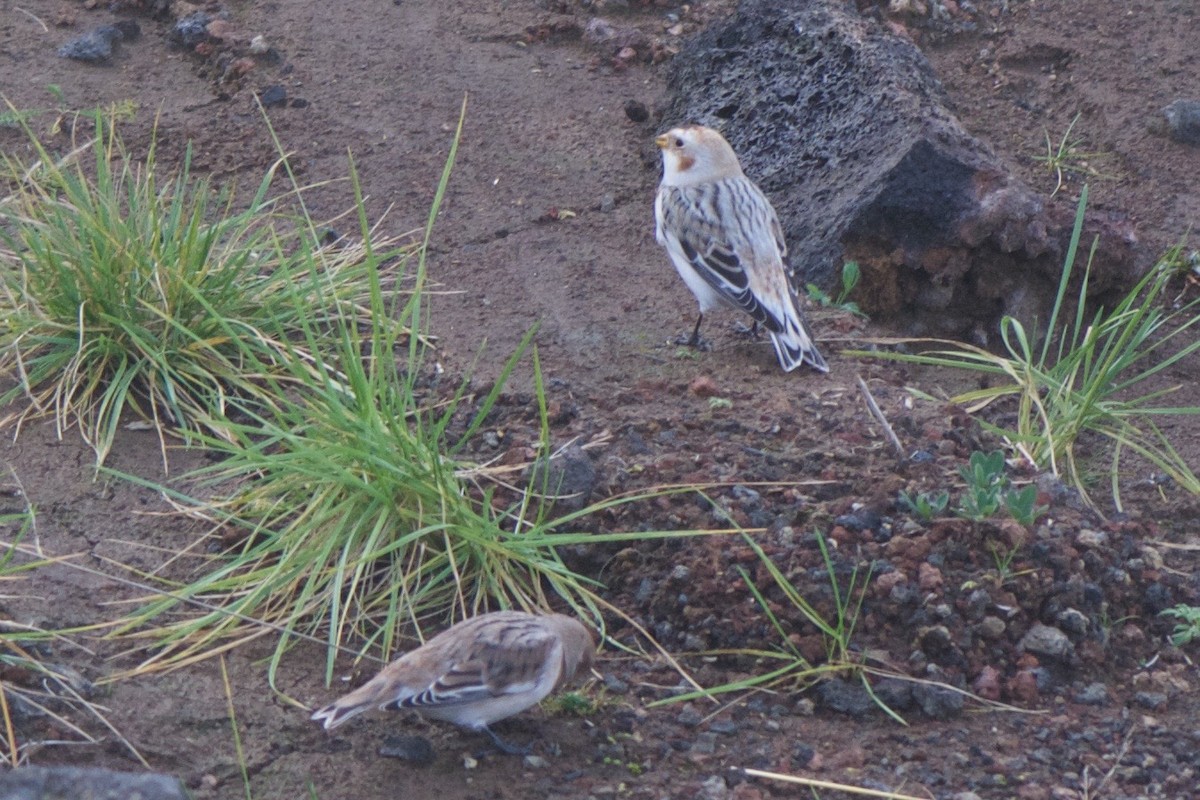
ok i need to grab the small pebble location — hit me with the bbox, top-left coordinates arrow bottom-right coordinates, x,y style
699,775 -> 728,800
172,12 -> 213,47
258,85 -> 288,108
1163,100 -> 1200,145
676,705 -> 702,727
1075,682 -> 1109,706
379,734 -> 435,765
623,99 -> 649,122
708,720 -> 738,735
602,674 -> 629,694
1135,691 -> 1168,710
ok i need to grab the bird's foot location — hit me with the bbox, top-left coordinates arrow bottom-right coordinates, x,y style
479,725 -> 532,756
731,320 -> 761,339
673,332 -> 712,352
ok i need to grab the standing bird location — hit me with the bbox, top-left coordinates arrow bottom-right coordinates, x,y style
311,611 -> 595,754
654,125 -> 828,373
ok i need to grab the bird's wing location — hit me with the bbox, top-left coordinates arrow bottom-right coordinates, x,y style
657,181 -> 790,332
394,620 -> 561,711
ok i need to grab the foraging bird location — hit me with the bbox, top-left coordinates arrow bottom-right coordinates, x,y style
311,611 -> 595,754
654,124 -> 828,373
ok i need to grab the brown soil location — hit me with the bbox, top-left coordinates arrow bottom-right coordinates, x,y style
2,1 -> 1199,799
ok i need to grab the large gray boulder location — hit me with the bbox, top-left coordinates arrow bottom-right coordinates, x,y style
662,0 -> 1140,339
0,766 -> 189,800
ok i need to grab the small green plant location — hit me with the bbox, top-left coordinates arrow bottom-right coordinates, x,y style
708,396 -> 732,410
1033,112 -> 1109,197
987,541 -> 1021,579
956,451 -> 1046,525
957,450 -> 1007,521
1002,483 -> 1045,527
552,690 -> 597,716
807,260 -> 865,316
897,489 -> 950,521
1160,605 -> 1200,647
602,756 -> 645,776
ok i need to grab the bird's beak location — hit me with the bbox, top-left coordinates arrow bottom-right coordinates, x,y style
654,134 -> 669,149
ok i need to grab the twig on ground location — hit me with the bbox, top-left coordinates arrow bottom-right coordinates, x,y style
856,374 -> 905,457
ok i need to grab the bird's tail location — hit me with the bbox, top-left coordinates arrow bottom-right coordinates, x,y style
311,676 -> 390,730
769,313 -> 828,373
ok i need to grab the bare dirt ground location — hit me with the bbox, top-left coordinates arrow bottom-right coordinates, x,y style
1,1 -> 1200,799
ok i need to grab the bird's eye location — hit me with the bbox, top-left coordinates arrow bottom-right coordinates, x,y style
674,137 -> 684,148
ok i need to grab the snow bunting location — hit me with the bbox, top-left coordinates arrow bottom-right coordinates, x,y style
654,125 -> 828,373
311,611 -> 595,754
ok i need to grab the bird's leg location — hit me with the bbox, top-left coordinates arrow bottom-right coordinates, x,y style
674,313 -> 712,351
479,725 -> 531,756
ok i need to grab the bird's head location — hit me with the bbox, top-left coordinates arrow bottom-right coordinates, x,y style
655,124 -> 745,187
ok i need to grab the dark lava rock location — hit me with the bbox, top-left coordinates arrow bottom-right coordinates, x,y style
0,766 -> 187,800
912,682 -> 965,720
1134,691 -> 1168,711
1074,682 -> 1109,706
1163,100 -> 1200,145
258,84 -> 288,108
676,704 -> 703,727
171,12 -> 213,47
1055,607 -> 1089,637
1143,582 -> 1173,614
815,677 -> 875,718
58,21 -> 140,63
709,719 -> 738,735
792,742 -> 816,767
624,99 -> 649,123
1020,623 -> 1075,662
379,733 -> 436,765
872,677 -> 915,711
662,0 -> 1140,339
834,508 -> 882,533
526,444 -> 597,514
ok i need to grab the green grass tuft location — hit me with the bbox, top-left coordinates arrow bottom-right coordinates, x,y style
849,186 -> 1200,511
0,107 -> 402,468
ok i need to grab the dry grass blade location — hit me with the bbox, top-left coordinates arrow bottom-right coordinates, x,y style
0,527 -> 146,765
741,768 -> 931,800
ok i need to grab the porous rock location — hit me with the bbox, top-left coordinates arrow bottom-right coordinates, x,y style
1019,623 -> 1074,662
662,0 -> 1141,340
526,443 -> 597,514
0,766 -> 188,800
58,21 -> 140,63
1163,100 -> 1200,145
